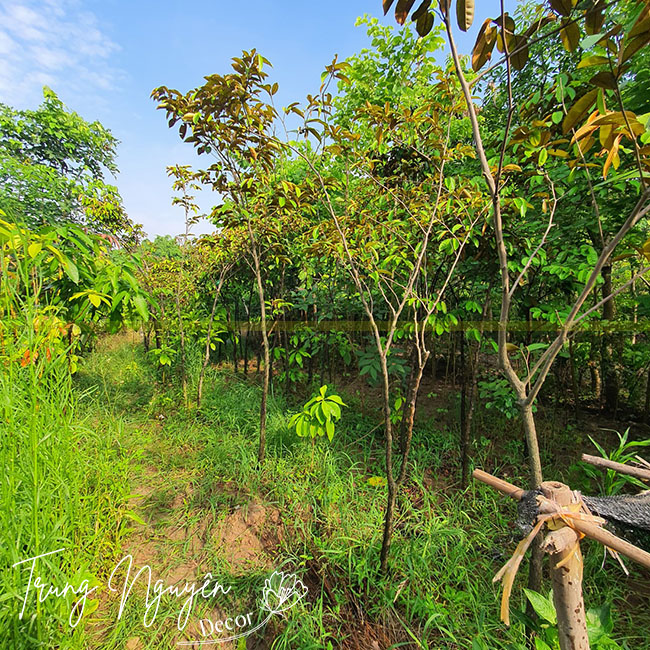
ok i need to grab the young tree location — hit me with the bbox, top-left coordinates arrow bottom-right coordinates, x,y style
153,51 -> 311,462
287,25 -> 485,570
385,0 -> 650,593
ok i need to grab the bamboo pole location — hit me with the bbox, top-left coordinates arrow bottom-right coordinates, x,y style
474,468 -> 650,650
472,468 -> 526,501
581,453 -> 650,482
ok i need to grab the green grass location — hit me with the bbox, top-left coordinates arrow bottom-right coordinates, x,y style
0,332 -> 135,648
3,335 -> 648,649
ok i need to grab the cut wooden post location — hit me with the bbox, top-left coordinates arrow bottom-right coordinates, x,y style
540,481 -> 590,650
473,468 -> 650,648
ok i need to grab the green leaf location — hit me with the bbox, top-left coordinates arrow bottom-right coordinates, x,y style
133,294 -> 149,322
325,419 -> 334,441
538,148 -> 548,166
523,589 -> 557,624
577,55 -> 610,69
64,257 -> 79,283
328,401 -> 341,420
581,33 -> 605,50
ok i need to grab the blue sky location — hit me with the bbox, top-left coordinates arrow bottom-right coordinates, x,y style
0,0 -> 512,238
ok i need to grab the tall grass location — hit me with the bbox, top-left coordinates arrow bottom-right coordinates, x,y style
0,226 -> 132,649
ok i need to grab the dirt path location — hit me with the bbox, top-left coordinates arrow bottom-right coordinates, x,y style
83,337 -> 284,649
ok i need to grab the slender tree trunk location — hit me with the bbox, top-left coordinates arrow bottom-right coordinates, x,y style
451,332 -> 457,389
232,304 -> 239,373
320,345 -> 326,388
569,337 -> 580,420
397,353 -> 427,485
520,401 -> 544,487
197,276 -> 225,408
631,276 -> 637,346
379,352 -> 396,574
459,329 -> 479,489
283,325 -> 290,392
520,399 -> 544,596
327,343 -> 333,384
239,303 -> 250,376
154,319 -> 162,349
174,284 -> 188,408
644,365 -> 650,425
601,264 -> 619,413
248,242 -> 269,464
308,347 -> 314,385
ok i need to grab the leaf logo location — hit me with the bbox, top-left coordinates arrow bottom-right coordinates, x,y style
260,571 -> 308,615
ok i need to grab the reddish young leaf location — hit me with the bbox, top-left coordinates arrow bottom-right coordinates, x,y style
585,1 -> 605,34
589,71 -> 618,89
562,88 -> 598,134
395,0 -> 417,25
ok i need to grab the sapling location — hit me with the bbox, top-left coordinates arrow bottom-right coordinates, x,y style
289,385 -> 347,464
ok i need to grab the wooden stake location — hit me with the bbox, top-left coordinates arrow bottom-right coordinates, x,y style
541,482 -> 590,650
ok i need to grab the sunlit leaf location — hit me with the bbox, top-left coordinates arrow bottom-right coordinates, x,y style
603,134 -> 621,178
577,55 -> 609,69
472,19 -> 498,71
456,0 -> 475,32
395,0 -> 417,25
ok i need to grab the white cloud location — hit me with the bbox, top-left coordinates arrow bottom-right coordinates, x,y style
0,0 -> 121,108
